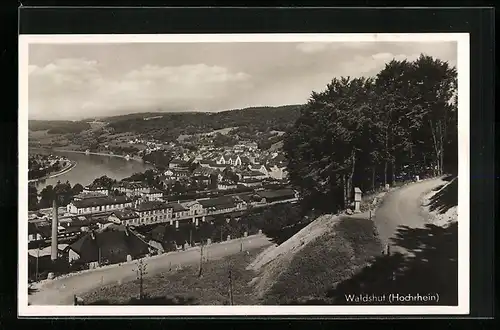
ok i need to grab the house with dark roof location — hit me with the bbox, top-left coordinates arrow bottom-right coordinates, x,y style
67,195 -> 132,215
199,160 -> 216,168
169,158 -> 189,169
108,208 -> 140,226
256,189 -> 298,204
218,181 -> 238,190
241,170 -> 267,180
166,202 -> 189,217
239,177 -> 263,187
28,222 -> 43,242
74,192 -> 109,201
67,225 -> 154,268
198,196 -> 242,214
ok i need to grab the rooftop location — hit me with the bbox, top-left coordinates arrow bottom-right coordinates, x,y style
112,208 -> 139,220
28,244 -> 69,258
72,195 -> 132,209
256,189 -> 296,199
164,202 -> 188,212
132,201 -> 170,212
198,196 -> 238,208
74,192 -> 108,200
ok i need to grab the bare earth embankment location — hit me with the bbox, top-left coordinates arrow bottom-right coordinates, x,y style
248,213 -> 382,304
248,177 -> 455,305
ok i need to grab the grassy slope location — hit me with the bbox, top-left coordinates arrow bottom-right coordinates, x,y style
81,247 -> 266,305
259,216 -> 382,304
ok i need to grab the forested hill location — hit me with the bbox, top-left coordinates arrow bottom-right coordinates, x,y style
28,120 -> 91,134
106,105 -> 303,141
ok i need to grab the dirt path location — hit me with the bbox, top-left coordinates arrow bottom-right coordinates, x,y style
374,178 -> 447,255
29,234 -> 272,305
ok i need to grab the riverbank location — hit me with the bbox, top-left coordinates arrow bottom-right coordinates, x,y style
53,148 -> 143,162
28,160 -> 77,183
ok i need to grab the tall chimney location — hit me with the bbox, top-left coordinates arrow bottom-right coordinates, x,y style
51,198 -> 59,261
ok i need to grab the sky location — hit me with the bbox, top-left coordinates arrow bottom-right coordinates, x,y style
27,41 -> 457,120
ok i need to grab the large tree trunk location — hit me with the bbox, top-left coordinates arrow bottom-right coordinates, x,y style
429,119 -> 442,177
440,121 -> 445,176
384,126 -> 389,186
342,174 -> 348,209
346,149 -> 356,203
391,158 -> 396,186
384,161 -> 388,186
372,165 -> 376,191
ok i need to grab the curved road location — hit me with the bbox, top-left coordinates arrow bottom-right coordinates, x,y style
29,234 -> 272,305
373,177 -> 447,255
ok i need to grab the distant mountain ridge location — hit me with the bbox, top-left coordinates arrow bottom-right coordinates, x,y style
104,105 -> 303,142
28,104 -> 304,140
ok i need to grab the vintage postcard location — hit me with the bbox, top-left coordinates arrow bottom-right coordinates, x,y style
18,33 -> 470,316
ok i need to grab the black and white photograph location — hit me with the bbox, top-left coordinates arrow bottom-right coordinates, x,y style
19,33 -> 469,316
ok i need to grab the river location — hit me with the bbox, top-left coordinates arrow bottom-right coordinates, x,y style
30,149 -> 153,190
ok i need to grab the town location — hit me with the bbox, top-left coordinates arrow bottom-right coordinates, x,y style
28,140 -> 298,282
28,153 -> 74,181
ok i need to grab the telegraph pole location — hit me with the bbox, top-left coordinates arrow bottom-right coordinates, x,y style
228,270 -> 234,305
198,241 -> 204,277
133,258 -> 148,300
36,247 -> 39,282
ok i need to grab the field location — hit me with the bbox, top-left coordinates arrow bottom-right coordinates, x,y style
28,130 -> 71,148
81,247 -> 267,305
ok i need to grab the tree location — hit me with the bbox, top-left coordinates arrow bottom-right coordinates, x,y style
54,181 -> 73,206
374,59 -> 418,186
72,183 -> 84,195
222,168 -> 239,183
284,77 -> 375,212
39,185 -> 54,209
28,185 -> 39,211
92,176 -> 115,191
284,54 -> 457,215
410,55 -> 457,176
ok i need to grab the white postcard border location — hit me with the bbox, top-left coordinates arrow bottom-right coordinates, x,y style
18,33 -> 470,317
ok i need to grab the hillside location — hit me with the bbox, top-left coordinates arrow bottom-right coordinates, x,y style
28,120 -> 91,134
422,176 -> 458,226
248,213 -> 382,304
106,105 -> 303,141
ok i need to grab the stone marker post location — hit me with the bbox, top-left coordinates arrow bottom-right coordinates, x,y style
354,187 -> 362,213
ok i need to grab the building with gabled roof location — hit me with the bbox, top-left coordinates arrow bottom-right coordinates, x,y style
67,195 -> 132,215
197,196 -> 243,214
66,225 -> 154,268
255,189 -> 298,203
131,201 -> 173,226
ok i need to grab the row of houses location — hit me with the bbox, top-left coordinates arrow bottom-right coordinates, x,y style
29,188 -> 299,278
30,188 -> 298,246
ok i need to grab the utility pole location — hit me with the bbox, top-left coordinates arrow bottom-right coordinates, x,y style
35,247 -> 39,282
198,241 -> 204,278
133,258 -> 148,300
228,270 -> 234,305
